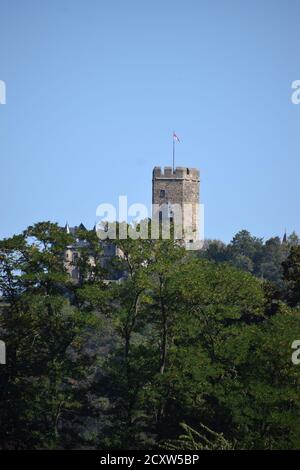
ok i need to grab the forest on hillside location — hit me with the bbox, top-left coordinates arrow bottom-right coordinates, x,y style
0,223 -> 300,450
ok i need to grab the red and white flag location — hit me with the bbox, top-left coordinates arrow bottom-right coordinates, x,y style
173,132 -> 180,142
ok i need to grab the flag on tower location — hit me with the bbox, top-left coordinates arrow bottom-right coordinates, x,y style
172,132 -> 180,171
173,132 -> 180,142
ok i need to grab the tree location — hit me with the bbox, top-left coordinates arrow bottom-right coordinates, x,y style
220,305 -> 300,449
287,232 -> 300,247
259,237 -> 287,287
0,223 -> 99,449
282,246 -> 300,307
228,230 -> 263,274
1,223 -> 300,450
163,422 -> 234,450
199,240 -> 229,263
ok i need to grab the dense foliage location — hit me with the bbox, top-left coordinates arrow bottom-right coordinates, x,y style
199,230 -> 299,291
0,223 -> 299,449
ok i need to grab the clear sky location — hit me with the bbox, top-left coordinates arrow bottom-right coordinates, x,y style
0,0 -> 299,242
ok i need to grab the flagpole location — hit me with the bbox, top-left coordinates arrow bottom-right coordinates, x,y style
172,131 -> 175,172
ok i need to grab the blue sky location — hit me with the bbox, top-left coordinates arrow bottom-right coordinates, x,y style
0,0 -> 299,242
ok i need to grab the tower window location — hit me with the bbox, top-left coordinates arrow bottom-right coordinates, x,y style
160,189 -> 166,198
186,168 -> 190,175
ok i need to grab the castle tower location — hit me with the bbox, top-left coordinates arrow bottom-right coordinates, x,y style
152,166 -> 200,248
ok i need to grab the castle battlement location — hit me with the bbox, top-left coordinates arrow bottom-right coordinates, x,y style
153,166 -> 199,180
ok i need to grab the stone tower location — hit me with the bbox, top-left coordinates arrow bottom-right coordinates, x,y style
152,166 -> 200,248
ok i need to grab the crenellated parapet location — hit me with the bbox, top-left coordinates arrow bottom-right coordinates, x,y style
153,166 -> 199,180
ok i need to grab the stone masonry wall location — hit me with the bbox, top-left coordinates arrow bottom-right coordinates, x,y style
152,166 -> 200,244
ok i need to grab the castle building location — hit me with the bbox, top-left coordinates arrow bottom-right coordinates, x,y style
152,166 -> 200,248
64,223 -> 123,282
